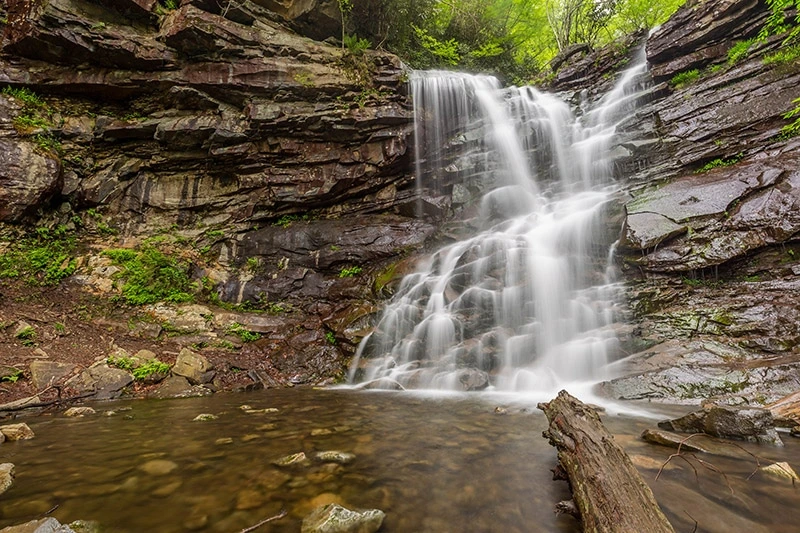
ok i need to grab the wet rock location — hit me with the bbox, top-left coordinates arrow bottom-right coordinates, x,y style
28,361 -> 77,389
0,518 -> 75,533
0,423 -> 35,441
63,407 -> 96,417
767,390 -> 800,427
0,463 -> 14,495
314,451 -> 356,464
453,368 -> 490,391
272,452 -> 309,467
172,348 -> 215,385
658,405 -> 783,446
138,459 -> 178,476
66,365 -> 134,400
193,413 -> 217,421
759,462 -> 800,483
301,503 -> 385,533
641,429 -> 712,453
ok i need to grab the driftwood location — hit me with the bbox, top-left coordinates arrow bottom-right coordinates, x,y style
539,391 -> 675,533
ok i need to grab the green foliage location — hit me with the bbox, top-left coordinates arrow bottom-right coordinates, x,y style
325,331 -> 337,345
103,246 -> 194,305
763,44 -> 800,64
780,97 -> 800,138
16,326 -> 36,347
759,0 -> 800,44
107,355 -> 136,371
0,225 -> 77,285
339,266 -> 363,278
54,322 -> 66,333
0,368 -> 23,383
669,69 -> 700,88
697,153 -> 743,173
132,359 -> 170,380
413,25 -> 461,65
274,215 -> 299,228
2,85 -> 62,154
727,39 -> 755,64
343,34 -> 371,56
227,322 -> 262,343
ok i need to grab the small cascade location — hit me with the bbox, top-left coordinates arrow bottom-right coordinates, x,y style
350,55 -> 649,398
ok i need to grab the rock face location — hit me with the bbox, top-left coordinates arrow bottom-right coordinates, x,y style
0,0 -> 425,386
586,0 -> 800,406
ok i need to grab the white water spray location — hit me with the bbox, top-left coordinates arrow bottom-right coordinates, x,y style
350,55 -> 649,401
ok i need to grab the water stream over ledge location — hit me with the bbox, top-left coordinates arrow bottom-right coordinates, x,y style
2,390 -> 800,532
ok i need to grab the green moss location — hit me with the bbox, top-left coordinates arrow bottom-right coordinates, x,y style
103,246 -> 194,305
227,322 -> 261,343
727,39 -> 755,64
763,44 -> 800,65
0,225 -> 77,286
669,69 -> 700,89
696,153 -> 743,173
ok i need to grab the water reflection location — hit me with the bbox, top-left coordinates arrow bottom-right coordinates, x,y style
0,390 -> 798,532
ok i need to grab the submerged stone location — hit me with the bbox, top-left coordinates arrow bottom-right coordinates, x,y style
301,503 -> 385,533
0,423 -> 35,441
0,463 -> 15,495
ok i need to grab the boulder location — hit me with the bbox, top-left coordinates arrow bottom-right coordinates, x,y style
63,407 -> 96,417
658,405 -> 783,446
66,365 -> 133,400
0,463 -> 14,495
0,137 -> 62,222
0,423 -> 35,441
172,348 -> 215,385
301,503 -> 385,533
149,375 -> 211,399
29,361 -> 77,389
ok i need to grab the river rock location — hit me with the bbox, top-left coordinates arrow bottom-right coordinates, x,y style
63,407 -> 96,417
0,423 -> 35,441
272,452 -> 309,467
301,503 -> 385,533
658,405 -> 783,446
314,451 -> 356,464
759,462 -> 800,482
0,463 -> 14,495
172,348 -> 215,385
29,361 -> 78,389
138,459 -> 178,476
640,429 -> 712,453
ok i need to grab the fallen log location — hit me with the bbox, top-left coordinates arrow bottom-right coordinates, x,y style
539,391 -> 675,533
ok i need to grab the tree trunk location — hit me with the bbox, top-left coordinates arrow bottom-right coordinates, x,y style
539,390 -> 675,533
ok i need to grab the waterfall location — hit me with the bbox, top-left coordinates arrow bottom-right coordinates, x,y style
349,56 -> 649,399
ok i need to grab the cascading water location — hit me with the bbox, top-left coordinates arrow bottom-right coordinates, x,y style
349,55 -> 649,399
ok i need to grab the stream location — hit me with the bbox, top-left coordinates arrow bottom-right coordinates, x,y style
1,389 -> 799,532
